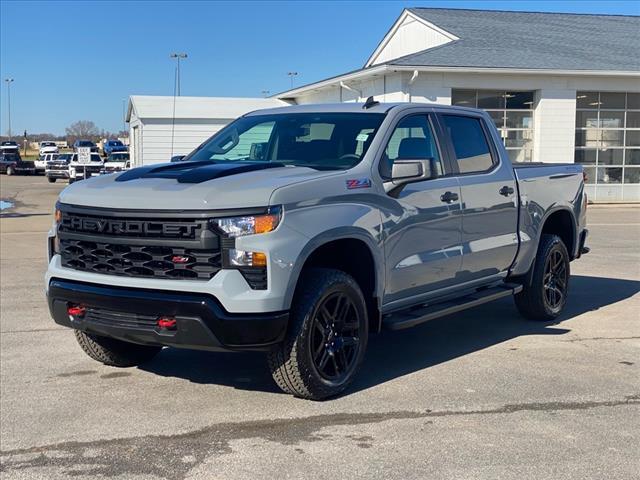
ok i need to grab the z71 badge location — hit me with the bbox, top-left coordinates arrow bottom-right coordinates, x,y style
346,178 -> 372,190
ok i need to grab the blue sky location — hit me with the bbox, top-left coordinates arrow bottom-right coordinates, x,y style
1,0 -> 638,135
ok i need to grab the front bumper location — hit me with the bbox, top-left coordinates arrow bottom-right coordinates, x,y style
47,279 -> 289,351
46,171 -> 70,179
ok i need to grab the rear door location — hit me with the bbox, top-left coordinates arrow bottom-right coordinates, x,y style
437,112 -> 518,283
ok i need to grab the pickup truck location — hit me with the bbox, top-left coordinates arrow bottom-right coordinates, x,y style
45,153 -> 71,183
68,152 -> 104,183
45,101 -> 588,400
102,139 -> 128,157
1,152 -> 35,175
100,152 -> 130,174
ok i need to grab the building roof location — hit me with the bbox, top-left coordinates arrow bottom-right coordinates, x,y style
275,8 -> 639,99
127,96 -> 286,122
389,8 -> 640,71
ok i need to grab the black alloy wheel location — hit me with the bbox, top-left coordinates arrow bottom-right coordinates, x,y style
543,248 -> 568,311
310,291 -> 361,382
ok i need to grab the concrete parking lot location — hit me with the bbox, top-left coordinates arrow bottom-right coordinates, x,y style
0,174 -> 638,480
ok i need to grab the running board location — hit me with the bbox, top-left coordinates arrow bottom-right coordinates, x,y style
382,283 -> 523,331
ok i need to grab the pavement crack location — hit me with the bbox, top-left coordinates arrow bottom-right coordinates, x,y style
1,396 -> 638,479
563,336 -> 640,343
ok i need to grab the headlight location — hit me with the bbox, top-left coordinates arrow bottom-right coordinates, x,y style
213,206 -> 281,238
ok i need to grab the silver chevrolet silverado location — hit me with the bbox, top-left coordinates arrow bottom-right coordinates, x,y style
46,100 -> 588,400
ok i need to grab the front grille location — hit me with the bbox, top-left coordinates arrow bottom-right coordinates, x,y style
58,209 -> 222,281
84,307 -> 159,331
60,239 -> 221,280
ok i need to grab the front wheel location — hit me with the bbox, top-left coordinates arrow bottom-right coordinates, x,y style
515,234 -> 570,321
68,177 -> 75,184
74,330 -> 162,367
47,177 -> 56,183
6,166 -> 14,176
267,268 -> 368,400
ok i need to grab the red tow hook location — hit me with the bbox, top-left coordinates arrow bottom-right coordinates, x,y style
157,317 -> 177,330
67,305 -> 86,318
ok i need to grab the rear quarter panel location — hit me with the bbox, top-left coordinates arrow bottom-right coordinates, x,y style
511,164 -> 586,276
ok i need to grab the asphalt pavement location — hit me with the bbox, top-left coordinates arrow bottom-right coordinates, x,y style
0,174 -> 638,479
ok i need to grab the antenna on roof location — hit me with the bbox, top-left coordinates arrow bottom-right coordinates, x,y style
362,96 -> 379,109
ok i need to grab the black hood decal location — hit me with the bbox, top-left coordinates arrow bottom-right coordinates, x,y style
115,161 -> 285,184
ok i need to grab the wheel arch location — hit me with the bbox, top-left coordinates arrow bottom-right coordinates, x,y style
284,228 -> 384,333
540,207 -> 577,259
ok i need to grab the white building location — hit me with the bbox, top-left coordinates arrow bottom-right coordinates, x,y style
274,8 -> 640,202
126,96 -> 286,166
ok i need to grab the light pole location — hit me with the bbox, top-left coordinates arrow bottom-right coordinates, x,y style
4,78 -> 14,140
170,53 -> 187,96
287,72 -> 298,89
261,90 -> 270,98
169,53 -> 187,158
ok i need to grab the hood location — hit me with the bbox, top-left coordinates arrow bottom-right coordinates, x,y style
58,161 -> 338,210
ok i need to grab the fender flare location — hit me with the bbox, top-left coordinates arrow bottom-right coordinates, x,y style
282,226 -> 385,313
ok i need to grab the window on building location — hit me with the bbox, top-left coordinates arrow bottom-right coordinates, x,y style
452,89 -> 534,162
575,91 -> 640,189
442,115 -> 494,173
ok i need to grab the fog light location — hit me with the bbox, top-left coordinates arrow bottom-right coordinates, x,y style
229,249 -> 267,267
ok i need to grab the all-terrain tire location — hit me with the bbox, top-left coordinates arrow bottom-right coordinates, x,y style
74,330 -> 162,367
267,268 -> 368,400
515,234 -> 570,321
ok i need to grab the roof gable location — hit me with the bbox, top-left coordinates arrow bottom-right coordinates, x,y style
365,9 -> 458,67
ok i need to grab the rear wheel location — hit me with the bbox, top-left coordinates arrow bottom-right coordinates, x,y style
74,330 -> 161,367
47,177 -> 56,183
515,234 -> 570,321
267,268 -> 368,400
6,166 -> 14,176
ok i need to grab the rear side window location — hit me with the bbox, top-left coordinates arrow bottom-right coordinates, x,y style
442,115 -> 494,173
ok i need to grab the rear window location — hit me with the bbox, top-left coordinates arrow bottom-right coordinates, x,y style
442,115 -> 495,173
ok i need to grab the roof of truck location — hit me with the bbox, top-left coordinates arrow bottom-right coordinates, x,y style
246,102 -> 482,116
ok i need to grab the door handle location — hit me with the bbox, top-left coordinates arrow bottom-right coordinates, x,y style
440,191 -> 459,203
499,185 -> 515,196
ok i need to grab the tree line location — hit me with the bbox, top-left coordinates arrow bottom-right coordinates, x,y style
1,120 -> 128,144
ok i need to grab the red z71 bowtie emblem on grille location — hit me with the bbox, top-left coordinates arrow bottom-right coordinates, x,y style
171,255 -> 190,264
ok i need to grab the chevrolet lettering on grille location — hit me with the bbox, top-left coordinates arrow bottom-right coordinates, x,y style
61,216 -> 198,238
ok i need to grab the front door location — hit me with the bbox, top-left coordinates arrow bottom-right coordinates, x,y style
380,114 -> 463,309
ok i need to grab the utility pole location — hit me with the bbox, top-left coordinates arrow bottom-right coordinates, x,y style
169,53 -> 187,158
122,99 -> 126,136
287,72 -> 298,89
4,78 -> 14,140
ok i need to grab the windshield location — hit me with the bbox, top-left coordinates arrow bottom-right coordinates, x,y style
108,140 -> 123,146
186,112 -> 385,170
106,153 -> 129,162
77,141 -> 93,147
58,154 -> 72,162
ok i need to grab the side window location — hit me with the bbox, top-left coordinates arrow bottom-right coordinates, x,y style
442,115 -> 495,173
210,121 -> 275,161
380,115 -> 443,179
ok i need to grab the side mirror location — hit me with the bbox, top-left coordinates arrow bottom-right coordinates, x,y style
391,158 -> 437,186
